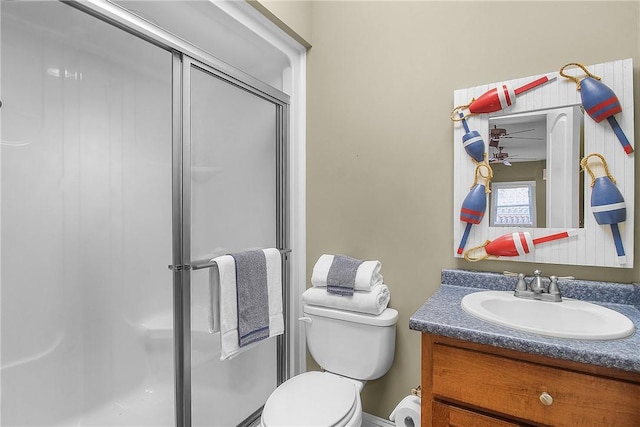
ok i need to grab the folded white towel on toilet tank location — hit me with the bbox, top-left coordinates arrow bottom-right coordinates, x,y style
311,254 -> 383,291
302,284 -> 390,315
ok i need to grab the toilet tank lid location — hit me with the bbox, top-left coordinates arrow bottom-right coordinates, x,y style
303,305 -> 398,326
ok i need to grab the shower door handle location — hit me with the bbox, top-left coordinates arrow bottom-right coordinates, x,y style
168,264 -> 192,271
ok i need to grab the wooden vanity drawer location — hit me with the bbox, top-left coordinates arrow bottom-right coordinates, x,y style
432,343 -> 640,426
432,401 -> 521,427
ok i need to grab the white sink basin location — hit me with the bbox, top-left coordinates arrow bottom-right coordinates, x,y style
461,291 -> 635,340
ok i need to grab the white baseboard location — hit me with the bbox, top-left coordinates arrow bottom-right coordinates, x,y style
362,412 -> 394,427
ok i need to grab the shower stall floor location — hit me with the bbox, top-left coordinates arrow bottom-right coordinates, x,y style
58,381 -> 174,427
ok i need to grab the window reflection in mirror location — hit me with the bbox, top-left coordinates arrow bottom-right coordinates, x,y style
491,181 -> 537,227
488,106 -> 584,229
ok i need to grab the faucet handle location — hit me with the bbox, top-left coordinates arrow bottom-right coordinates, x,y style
546,276 -> 563,301
515,273 -> 528,291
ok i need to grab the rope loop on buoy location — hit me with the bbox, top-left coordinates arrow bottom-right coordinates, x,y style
464,240 -> 493,262
559,62 -> 601,90
471,161 -> 494,193
450,101 -> 474,121
580,152 -> 615,187
470,152 -> 489,166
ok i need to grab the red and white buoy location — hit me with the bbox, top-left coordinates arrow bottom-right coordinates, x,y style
464,230 -> 577,261
453,74 -> 557,120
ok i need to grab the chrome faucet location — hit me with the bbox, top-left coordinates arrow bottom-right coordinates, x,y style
513,270 -> 563,302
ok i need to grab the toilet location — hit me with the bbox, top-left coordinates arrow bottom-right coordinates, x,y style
260,304 -> 398,427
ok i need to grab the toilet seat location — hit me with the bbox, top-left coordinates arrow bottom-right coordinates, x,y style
261,371 -> 358,427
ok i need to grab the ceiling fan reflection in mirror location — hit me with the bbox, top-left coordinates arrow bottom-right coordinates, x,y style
489,125 -> 542,147
489,145 -> 543,166
488,124 -> 545,165
489,146 -> 513,166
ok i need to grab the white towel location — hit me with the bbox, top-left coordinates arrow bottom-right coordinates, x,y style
208,266 -> 220,334
311,254 -> 383,290
213,248 -> 284,360
302,284 -> 390,315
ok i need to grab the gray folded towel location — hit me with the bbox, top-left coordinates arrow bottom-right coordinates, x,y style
231,250 -> 270,347
327,254 -> 364,296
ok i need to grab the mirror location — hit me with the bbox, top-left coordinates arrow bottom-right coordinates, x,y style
453,59 -> 634,268
488,107 -> 584,229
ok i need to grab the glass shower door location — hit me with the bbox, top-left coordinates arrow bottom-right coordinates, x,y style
3,2 -> 291,425
185,61 -> 283,426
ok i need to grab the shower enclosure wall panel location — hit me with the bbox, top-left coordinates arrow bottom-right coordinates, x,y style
1,2 -> 174,425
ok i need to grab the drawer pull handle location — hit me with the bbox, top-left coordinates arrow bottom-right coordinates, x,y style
539,392 -> 554,406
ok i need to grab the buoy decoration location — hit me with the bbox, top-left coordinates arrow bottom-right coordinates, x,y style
457,163 -> 492,255
458,112 -> 486,163
581,153 -> 627,265
451,74 -> 556,121
560,63 -> 633,156
464,230 -> 577,262
458,185 -> 487,255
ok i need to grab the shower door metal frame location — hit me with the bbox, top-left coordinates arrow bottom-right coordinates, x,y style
59,2 -> 292,426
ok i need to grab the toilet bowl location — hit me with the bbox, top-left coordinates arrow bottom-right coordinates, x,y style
260,305 -> 398,427
260,371 -> 362,427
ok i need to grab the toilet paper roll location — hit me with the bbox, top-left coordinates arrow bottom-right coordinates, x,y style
389,395 -> 421,427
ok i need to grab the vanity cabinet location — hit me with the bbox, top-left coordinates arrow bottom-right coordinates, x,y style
422,334 -> 640,426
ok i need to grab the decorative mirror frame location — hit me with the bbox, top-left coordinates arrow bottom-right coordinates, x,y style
453,58 -> 634,268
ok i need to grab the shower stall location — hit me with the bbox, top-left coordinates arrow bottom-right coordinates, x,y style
0,1 -> 305,426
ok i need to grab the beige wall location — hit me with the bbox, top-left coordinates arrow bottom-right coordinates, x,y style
249,0 -> 313,47
259,0 -> 640,420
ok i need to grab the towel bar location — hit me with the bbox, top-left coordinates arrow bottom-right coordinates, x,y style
168,248 -> 291,272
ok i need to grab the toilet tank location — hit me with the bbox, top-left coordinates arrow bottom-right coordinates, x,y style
302,305 -> 398,381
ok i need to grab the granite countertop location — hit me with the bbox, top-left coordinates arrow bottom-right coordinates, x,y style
409,269 -> 640,373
